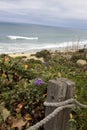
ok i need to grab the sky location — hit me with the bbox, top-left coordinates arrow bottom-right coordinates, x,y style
0,0 -> 87,28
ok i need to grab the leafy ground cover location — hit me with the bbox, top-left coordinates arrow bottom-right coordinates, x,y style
0,49 -> 87,130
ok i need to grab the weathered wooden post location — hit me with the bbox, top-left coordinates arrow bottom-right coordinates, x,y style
44,78 -> 75,130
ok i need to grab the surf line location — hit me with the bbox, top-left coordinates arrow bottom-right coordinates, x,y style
7,35 -> 38,40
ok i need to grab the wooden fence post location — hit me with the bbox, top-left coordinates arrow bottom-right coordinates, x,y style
44,78 -> 75,130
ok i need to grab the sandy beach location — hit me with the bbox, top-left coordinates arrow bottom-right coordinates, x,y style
9,52 -> 34,58
9,52 -> 44,62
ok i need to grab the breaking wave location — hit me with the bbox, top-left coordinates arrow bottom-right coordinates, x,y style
7,35 -> 38,40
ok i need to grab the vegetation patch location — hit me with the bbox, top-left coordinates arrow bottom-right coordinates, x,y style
0,49 -> 87,130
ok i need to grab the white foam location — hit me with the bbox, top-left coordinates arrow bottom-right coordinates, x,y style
0,40 -> 87,54
7,35 -> 38,40
35,40 -> 87,50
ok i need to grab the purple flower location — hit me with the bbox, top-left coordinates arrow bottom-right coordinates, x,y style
43,62 -> 48,66
34,78 -> 44,86
84,65 -> 87,71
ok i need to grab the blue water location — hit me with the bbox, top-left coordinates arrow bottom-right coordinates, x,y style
0,22 -> 87,54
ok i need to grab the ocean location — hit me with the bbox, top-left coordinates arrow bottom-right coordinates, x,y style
0,22 -> 87,54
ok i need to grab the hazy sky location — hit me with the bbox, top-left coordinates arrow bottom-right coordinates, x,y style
0,0 -> 87,28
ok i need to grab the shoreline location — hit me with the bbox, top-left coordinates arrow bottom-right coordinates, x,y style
0,44 -> 86,60
0,41 -> 86,56
8,46 -> 84,56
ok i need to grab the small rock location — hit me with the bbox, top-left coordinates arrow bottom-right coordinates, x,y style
76,59 -> 87,66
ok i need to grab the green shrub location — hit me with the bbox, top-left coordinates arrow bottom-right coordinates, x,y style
35,50 -> 51,60
71,53 -> 85,62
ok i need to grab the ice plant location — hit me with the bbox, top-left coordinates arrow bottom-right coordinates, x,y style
34,78 -> 44,86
